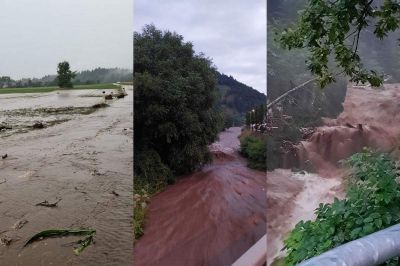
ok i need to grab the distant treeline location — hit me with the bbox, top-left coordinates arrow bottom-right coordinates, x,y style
0,67 -> 132,88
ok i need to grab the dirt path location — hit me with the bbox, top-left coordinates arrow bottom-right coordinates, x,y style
0,87 -> 133,265
134,127 -> 266,266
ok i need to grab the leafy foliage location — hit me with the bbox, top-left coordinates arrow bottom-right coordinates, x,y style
284,149 -> 400,265
240,132 -> 267,170
56,61 -> 76,88
134,24 -> 221,178
278,0 -> 400,88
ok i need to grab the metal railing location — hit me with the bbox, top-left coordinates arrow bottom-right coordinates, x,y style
298,223 -> 400,266
232,234 -> 266,266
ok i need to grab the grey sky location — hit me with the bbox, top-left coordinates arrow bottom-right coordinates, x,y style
1,0 -> 132,79
134,0 -> 266,94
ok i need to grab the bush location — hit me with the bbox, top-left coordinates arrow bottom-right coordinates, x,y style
240,134 -> 267,170
134,149 -> 173,195
284,149 -> 400,265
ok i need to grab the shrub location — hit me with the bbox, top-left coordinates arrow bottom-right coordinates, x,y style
240,134 -> 267,170
284,149 -> 400,265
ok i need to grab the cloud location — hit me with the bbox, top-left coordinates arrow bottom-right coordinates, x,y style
134,0 -> 266,93
0,0 -> 132,79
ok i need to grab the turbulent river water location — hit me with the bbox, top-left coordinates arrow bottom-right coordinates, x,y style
0,87 -> 133,265
134,127 -> 266,266
267,83 -> 400,264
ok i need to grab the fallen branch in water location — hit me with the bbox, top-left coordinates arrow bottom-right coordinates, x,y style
24,228 -> 96,255
35,198 -> 62,207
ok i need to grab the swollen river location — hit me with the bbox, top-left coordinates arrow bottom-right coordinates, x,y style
134,127 -> 266,266
267,84 -> 400,264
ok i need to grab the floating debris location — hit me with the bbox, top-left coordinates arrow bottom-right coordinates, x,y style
91,103 -> 109,109
2,154 -> 7,159
35,198 -> 62,208
32,122 -> 45,129
111,190 -> 119,197
0,235 -> 12,246
13,219 -> 28,230
24,229 -> 96,255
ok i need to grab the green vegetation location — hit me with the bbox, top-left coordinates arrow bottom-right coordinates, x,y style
240,131 -> 267,170
284,149 -> 400,265
56,61 -> 76,88
134,190 -> 150,239
278,0 -> 400,88
134,24 -> 223,238
267,3 -> 347,170
0,83 -> 119,94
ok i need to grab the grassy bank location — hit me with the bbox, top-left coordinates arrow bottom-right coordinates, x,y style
0,83 -> 119,94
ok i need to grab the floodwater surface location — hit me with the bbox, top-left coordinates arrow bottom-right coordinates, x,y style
267,83 -> 400,264
0,87 -> 133,265
134,127 -> 266,266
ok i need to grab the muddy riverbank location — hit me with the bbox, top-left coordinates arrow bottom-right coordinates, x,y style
0,87 -> 133,265
134,127 -> 266,266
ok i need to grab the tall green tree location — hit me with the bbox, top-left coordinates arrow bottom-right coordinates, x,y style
57,61 -> 76,88
279,0 -> 400,88
134,25 -> 221,187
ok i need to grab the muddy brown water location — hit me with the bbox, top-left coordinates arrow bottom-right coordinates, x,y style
267,84 -> 400,264
134,127 -> 266,266
0,87 -> 133,265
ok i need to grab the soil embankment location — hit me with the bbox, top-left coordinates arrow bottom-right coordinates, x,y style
134,127 -> 266,266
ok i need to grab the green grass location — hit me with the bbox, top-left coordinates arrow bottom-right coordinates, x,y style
0,83 -> 120,94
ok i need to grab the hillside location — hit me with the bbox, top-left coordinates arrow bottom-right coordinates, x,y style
216,72 -> 266,126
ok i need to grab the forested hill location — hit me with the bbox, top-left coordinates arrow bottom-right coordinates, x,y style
216,72 -> 266,125
73,68 -> 132,84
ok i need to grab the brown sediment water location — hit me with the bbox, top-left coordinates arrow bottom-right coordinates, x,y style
134,127 -> 266,266
0,87 -> 133,265
267,84 -> 400,264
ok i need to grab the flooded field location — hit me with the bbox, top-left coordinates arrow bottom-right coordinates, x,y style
0,87 -> 133,265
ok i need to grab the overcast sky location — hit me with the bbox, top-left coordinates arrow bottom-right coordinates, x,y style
134,0 -> 266,94
0,0 -> 132,79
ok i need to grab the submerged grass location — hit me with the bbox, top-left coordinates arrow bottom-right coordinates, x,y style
0,83 -> 119,94
134,190 -> 150,239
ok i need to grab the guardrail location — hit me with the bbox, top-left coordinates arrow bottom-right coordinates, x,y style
297,223 -> 400,266
232,234 -> 266,266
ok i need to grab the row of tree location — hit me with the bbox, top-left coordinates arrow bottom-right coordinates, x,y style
245,104 -> 266,129
0,66 -> 132,88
